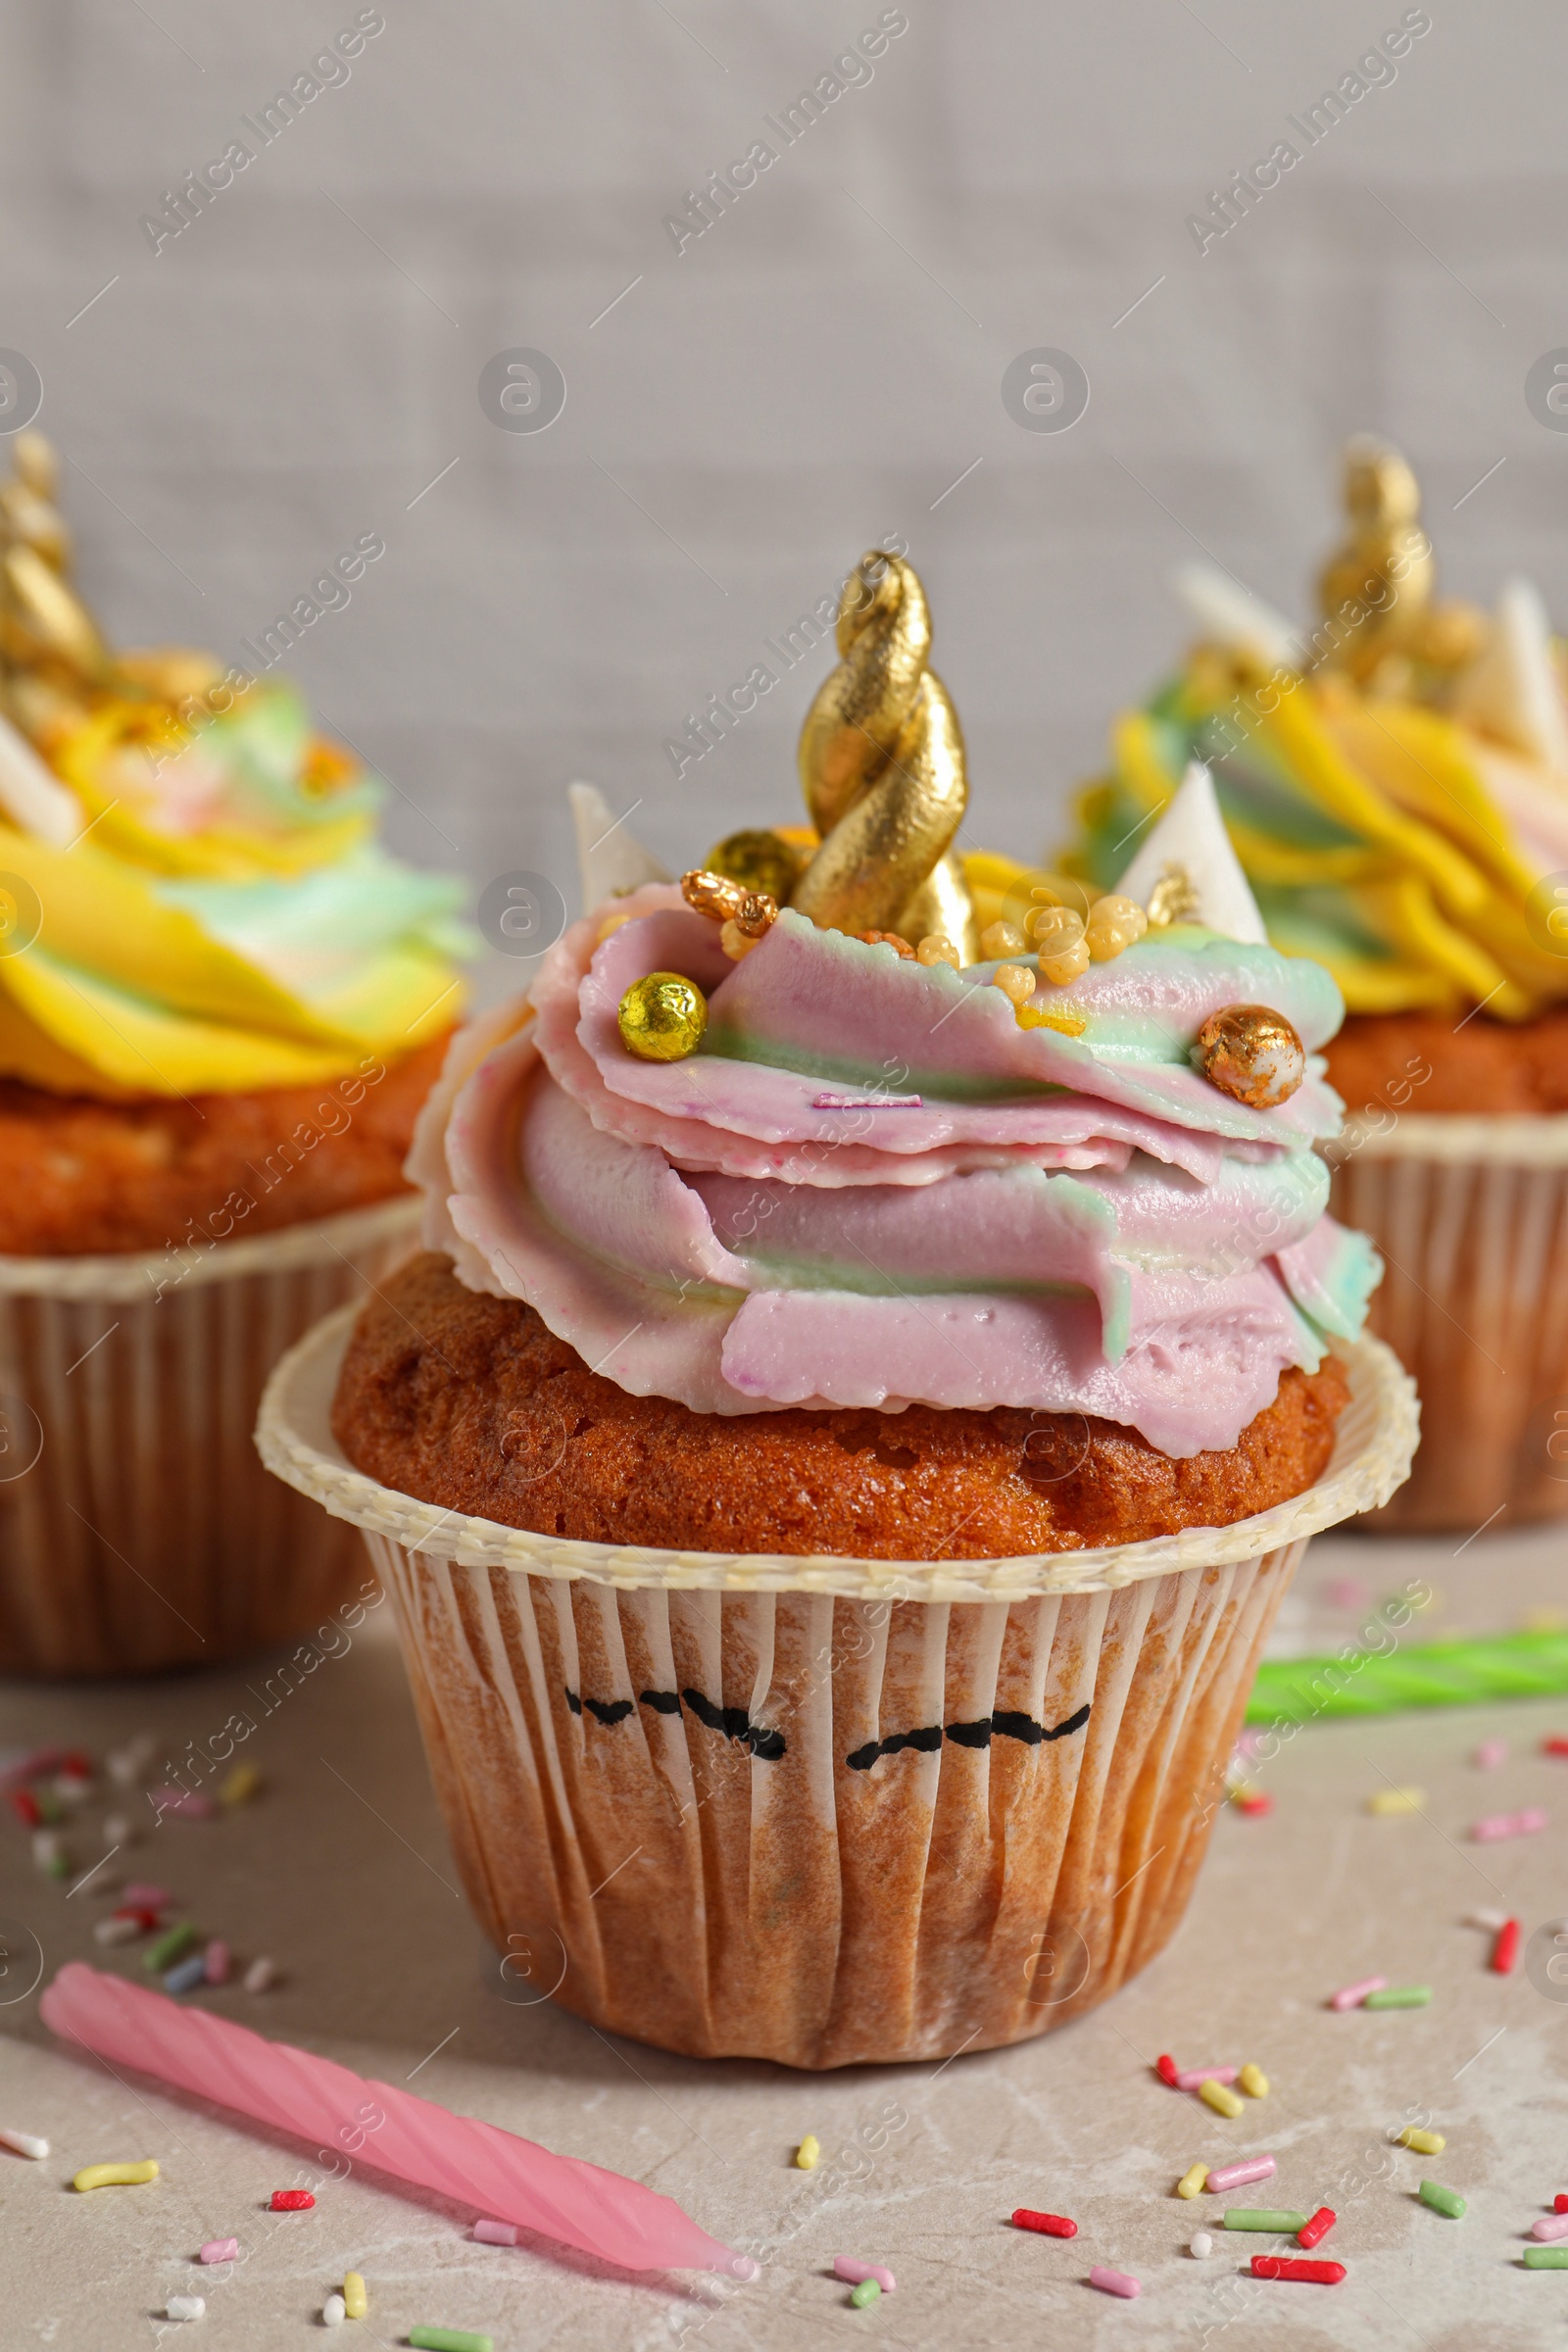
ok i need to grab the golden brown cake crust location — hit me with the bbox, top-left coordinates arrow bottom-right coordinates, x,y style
1325,1006 -> 1568,1117
331,1252 -> 1350,1559
0,1034 -> 450,1255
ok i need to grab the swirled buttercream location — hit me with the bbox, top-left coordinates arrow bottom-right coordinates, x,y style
410,885 -> 1378,1456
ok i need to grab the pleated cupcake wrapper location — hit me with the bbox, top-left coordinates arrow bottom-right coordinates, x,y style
259,1313 -> 1415,2066
0,1196 -> 419,1677
1330,1111 -> 1568,1533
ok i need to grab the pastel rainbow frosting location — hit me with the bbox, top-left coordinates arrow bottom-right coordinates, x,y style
0,436 -> 466,1098
411,784 -> 1378,1459
1066,518 -> 1568,1020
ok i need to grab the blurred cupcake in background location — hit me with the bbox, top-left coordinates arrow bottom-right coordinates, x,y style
0,432 -> 469,1674
1064,437 -> 1568,1531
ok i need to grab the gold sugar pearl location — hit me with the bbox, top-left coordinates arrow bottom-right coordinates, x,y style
1193,1004 -> 1305,1108
719,918 -> 763,960
916,933 -> 961,968
979,919 -> 1027,959
1084,893 -> 1149,961
681,867 -> 746,923
618,972 -> 709,1060
990,961 -> 1036,1006
1039,938 -> 1092,986
1027,905 -> 1085,955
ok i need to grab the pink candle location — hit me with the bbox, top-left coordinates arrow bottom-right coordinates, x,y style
41,1964 -> 755,2278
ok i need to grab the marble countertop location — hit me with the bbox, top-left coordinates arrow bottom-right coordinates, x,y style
2,1524 -> 1565,2351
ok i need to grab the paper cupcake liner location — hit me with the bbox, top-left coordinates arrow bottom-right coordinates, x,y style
0,1196 -> 419,1678
1330,1113 -> 1568,1531
259,1313 -> 1413,2066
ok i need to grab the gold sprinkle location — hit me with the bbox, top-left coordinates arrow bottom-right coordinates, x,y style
795,2133 -> 820,2171
74,2160 -> 160,2191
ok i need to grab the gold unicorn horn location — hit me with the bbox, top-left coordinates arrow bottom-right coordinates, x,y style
0,432 -> 109,687
790,551 -> 978,958
1317,436 -> 1484,686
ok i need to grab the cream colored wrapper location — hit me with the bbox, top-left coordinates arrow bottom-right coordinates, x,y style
1330,1111 -> 1568,1532
259,1313 -> 1415,2068
0,1196 -> 418,1677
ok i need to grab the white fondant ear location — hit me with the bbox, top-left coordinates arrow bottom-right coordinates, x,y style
1115,760 -> 1269,945
0,710 -> 83,847
1451,579 -> 1568,772
1173,562 -> 1303,672
568,780 -> 670,913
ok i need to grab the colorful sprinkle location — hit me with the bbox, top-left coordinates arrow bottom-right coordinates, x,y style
343,2274 -> 368,2319
1525,2246 -> 1568,2268
1190,2231 -> 1215,2258
1224,2210 -> 1308,2232
408,2331 -> 493,2352
1239,2064 -> 1269,2099
1493,1919 -> 1523,1974
204,1940 -> 230,1986
322,2294 -> 346,2328
849,2279 -> 881,2308
122,1884 -> 171,1910
151,1788 -> 217,1821
1200,2080 -> 1245,2118
1418,2180 -> 1465,2219
74,2159 -> 159,2190
1367,1787 -> 1423,1815
1155,2053 -> 1179,2087
1363,1985 -> 1431,2009
1397,2129 -> 1446,2154
835,2259 -> 896,2292
0,2127 -> 48,2159
1207,2157 -> 1276,2193
270,2189 -> 315,2211
1475,1740 -> 1508,1768
1176,2065 -> 1237,2092
473,2220 -> 518,2245
199,2239 -> 238,2264
244,1957 -> 276,1993
1088,2266 -> 1140,2298
94,1912 -> 138,1947
1556,2194 -> 1568,2215
1466,1908 -> 1508,1931
1330,1975 -> 1387,2009
1472,1808 -> 1547,1842
164,1953 -> 207,1996
1176,2164 -> 1208,2200
10,1788 -> 40,1828
1012,2209 -> 1077,2237
219,1763 -> 261,1807
143,1923 -> 198,1974
1531,2216 -> 1568,2242
1233,1789 -> 1273,1817
1298,2208 -> 1336,2248
1251,2257 -> 1346,2284
795,2134 -> 820,2171
1544,1737 -> 1568,1757
165,2297 -> 205,2322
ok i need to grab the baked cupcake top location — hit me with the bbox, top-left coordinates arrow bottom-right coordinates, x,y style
1064,438 -> 1568,1021
0,433 -> 466,1096
412,553 -> 1378,1458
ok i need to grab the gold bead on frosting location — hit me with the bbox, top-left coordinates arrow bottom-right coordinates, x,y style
991,961 -> 1036,1006
1193,1004 -> 1305,1108
1084,893 -> 1148,960
618,972 -> 708,1061
704,829 -> 806,903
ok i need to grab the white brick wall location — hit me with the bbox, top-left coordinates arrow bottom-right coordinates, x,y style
5,0 -> 1559,965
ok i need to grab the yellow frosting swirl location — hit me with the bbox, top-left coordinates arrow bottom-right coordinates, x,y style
1064,445 -> 1568,1020
0,435 -> 466,1096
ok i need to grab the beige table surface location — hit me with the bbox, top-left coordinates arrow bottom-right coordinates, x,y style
2,1523 -> 1566,2352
